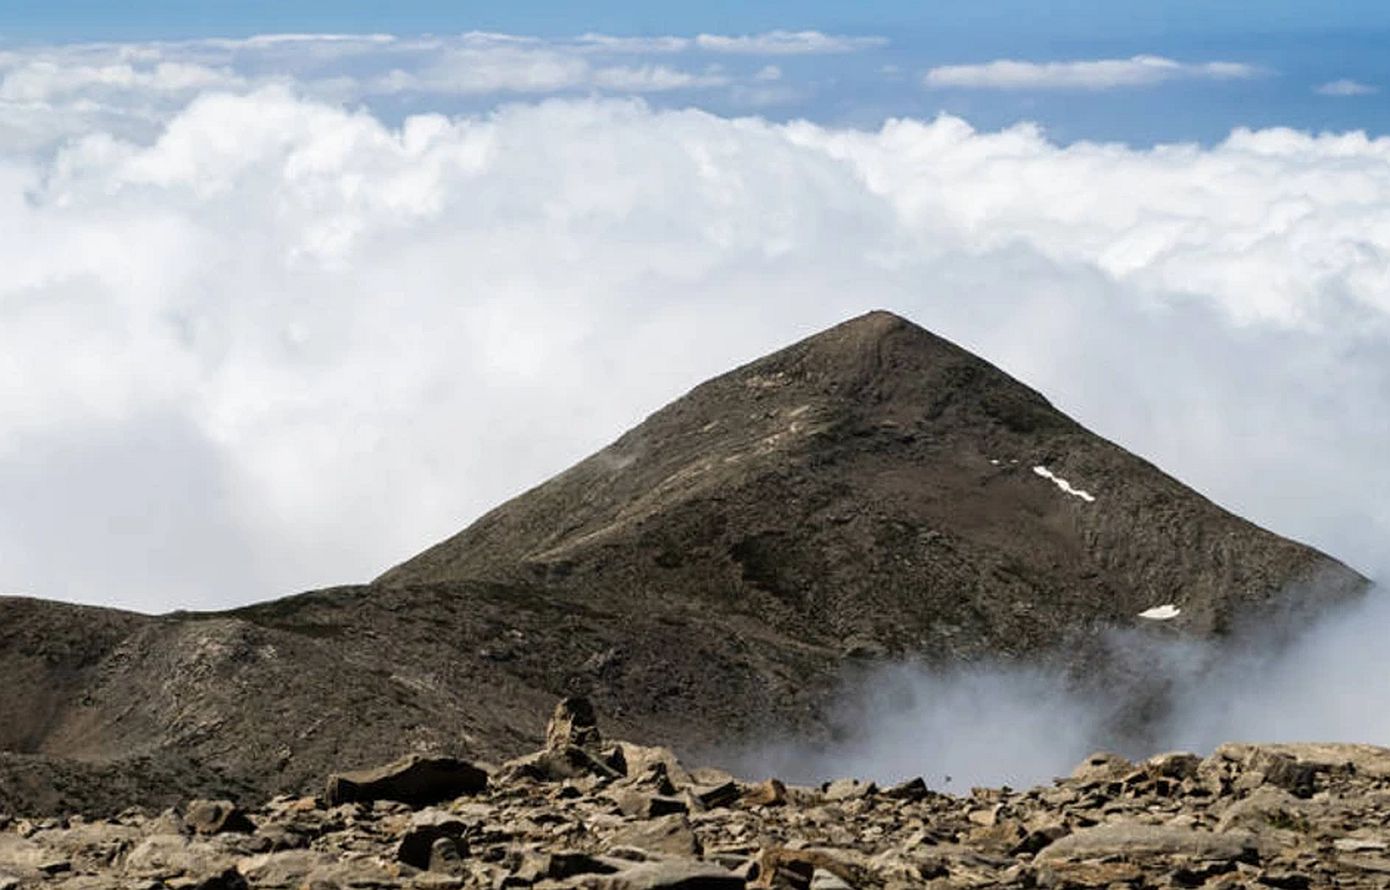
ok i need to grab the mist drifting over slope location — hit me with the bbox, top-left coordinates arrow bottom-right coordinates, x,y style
730,574 -> 1390,790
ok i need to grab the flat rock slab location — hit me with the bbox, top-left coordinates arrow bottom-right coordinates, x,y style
1038,823 -> 1259,862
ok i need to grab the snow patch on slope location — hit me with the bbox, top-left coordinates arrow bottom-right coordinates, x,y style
1032,465 -> 1097,503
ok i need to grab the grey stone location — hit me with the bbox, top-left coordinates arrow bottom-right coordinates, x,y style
1038,823 -> 1260,862
608,815 -> 702,858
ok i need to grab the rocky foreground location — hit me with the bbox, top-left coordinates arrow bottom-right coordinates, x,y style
4,700 -> 1390,890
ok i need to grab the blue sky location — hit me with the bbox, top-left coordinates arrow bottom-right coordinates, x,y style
5,1 -> 1390,40
3,1 -> 1390,144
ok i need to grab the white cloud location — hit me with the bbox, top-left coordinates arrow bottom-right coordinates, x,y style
693,31 -> 888,54
592,64 -> 729,92
0,31 -> 836,125
1317,78 -> 1379,97
3,83 -> 1390,618
0,60 -> 243,102
370,50 -> 731,96
924,55 -> 1263,90
372,47 -> 592,94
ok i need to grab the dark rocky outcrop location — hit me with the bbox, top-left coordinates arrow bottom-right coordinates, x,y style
0,312 -> 1369,815
324,755 -> 490,808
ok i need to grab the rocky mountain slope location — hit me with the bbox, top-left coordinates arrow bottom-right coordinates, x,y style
0,311 -> 1368,816
380,310 -> 1362,647
6,698 -> 1390,889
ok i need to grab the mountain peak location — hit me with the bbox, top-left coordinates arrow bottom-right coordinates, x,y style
378,310 -> 1359,646
0,310 -> 1367,816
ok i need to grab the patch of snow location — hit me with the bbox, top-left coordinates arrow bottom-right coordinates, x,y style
1138,604 -> 1181,620
1031,465 -> 1097,503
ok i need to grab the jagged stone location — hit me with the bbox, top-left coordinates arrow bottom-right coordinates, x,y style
547,696 -> 604,752
610,790 -> 689,819
502,745 -> 624,784
324,754 -> 489,808
613,744 -> 693,789
881,777 -> 929,801
692,782 -> 741,809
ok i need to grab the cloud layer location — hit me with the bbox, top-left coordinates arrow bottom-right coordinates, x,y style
3,53 -> 1390,613
924,55 -> 1262,90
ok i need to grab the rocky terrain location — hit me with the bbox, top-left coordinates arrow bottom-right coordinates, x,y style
6,699 -> 1390,889
0,311 -> 1370,815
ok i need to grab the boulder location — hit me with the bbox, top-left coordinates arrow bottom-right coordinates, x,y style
608,815 -> 702,858
1214,786 -> 1304,833
742,779 -> 788,807
125,833 -> 239,879
396,809 -> 470,870
619,743 -> 695,789
324,754 -> 489,807
185,800 -> 256,835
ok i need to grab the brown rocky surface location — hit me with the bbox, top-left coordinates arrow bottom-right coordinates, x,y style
4,699 -> 1390,889
0,311 -> 1369,815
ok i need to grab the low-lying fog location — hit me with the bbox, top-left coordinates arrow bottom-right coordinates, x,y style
727,575 -> 1389,790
